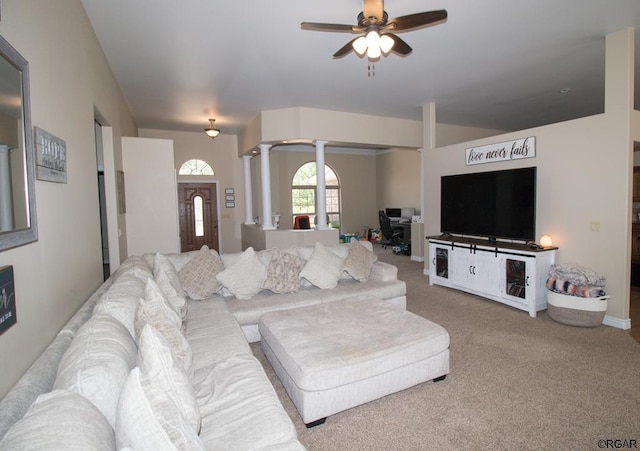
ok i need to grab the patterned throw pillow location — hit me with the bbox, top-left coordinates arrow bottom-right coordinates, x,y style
261,248 -> 307,294
344,239 -> 378,282
179,245 -> 224,300
300,242 -> 345,289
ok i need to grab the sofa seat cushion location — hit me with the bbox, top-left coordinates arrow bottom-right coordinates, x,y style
224,278 -> 407,327
0,390 -> 115,451
184,299 -> 251,370
196,354 -> 299,450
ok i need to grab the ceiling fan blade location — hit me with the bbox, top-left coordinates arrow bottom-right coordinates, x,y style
333,38 -> 357,58
301,22 -> 362,33
386,33 -> 412,56
363,0 -> 384,21
386,10 -> 448,32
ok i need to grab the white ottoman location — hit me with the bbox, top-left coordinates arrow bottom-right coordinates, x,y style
258,295 -> 450,427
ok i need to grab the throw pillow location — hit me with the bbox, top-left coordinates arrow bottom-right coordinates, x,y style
116,368 -> 206,451
153,253 -> 187,318
135,279 -> 193,374
0,390 -> 115,451
215,247 -> 266,300
178,245 -> 224,300
344,239 -> 378,282
53,313 -> 137,428
261,247 -> 306,294
137,324 -> 200,434
300,242 -> 345,289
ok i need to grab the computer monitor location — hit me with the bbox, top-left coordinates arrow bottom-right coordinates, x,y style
385,208 -> 401,220
401,208 -> 415,222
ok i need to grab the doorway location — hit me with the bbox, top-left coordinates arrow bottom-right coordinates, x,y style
631,143 -> 640,342
178,183 -> 219,252
94,120 -> 110,280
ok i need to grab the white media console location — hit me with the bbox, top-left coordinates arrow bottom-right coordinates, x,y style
428,236 -> 557,317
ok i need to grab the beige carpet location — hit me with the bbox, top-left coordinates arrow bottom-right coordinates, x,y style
251,245 -> 640,450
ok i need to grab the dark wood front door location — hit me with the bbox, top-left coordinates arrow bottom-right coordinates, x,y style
178,183 -> 219,252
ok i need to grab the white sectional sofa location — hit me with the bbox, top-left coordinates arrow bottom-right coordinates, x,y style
0,241 -> 406,449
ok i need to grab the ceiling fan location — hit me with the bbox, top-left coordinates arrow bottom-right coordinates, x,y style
301,0 -> 447,60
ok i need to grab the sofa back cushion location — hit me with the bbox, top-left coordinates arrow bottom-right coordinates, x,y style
0,390 -> 115,451
53,313 -> 137,427
93,270 -> 148,338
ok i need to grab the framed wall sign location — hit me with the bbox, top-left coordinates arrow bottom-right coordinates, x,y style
224,187 -> 235,207
35,126 -> 67,182
465,136 -> 536,166
0,265 -> 16,334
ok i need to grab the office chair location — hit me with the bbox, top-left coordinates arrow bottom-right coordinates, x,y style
293,215 -> 311,229
378,210 -> 403,249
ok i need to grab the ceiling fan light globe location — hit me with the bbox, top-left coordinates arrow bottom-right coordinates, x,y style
353,36 -> 368,55
380,34 -> 394,54
365,30 -> 380,48
367,45 -> 381,59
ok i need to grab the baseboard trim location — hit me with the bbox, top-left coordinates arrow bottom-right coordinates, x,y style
602,315 -> 631,330
411,256 -> 424,262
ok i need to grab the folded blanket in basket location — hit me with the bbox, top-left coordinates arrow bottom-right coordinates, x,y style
548,263 -> 606,288
546,277 -> 606,298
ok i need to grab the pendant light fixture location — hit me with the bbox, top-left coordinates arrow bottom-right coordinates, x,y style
204,119 -> 220,139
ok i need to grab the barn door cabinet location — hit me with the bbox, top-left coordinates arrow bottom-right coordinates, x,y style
428,237 -> 557,317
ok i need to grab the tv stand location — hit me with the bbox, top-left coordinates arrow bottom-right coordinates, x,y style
427,236 -> 557,317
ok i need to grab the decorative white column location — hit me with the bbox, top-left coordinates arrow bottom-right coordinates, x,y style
242,155 -> 255,224
0,145 -> 14,232
314,140 -> 328,229
259,144 -> 275,229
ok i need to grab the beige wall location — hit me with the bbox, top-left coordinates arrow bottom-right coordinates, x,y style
423,30 -> 638,326
0,0 -> 137,396
240,107 -> 423,155
435,123 -> 506,147
139,128 -> 245,254
376,150 -> 421,216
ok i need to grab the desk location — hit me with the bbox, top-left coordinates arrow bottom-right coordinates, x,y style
392,222 -> 412,245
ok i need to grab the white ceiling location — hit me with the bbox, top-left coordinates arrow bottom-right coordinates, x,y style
81,0 -> 640,136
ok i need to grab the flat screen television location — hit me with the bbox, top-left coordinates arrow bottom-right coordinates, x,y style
440,166 -> 536,242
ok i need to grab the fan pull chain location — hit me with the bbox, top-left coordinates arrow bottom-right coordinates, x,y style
368,61 -> 375,77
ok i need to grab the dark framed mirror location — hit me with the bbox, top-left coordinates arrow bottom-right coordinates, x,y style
0,33 -> 37,251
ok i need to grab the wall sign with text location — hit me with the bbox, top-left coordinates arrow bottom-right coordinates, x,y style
35,126 -> 67,183
0,266 -> 16,335
465,136 -> 536,166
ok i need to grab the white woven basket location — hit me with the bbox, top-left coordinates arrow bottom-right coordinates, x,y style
546,291 -> 609,327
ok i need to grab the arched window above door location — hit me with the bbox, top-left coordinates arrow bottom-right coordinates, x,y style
179,159 -> 214,175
